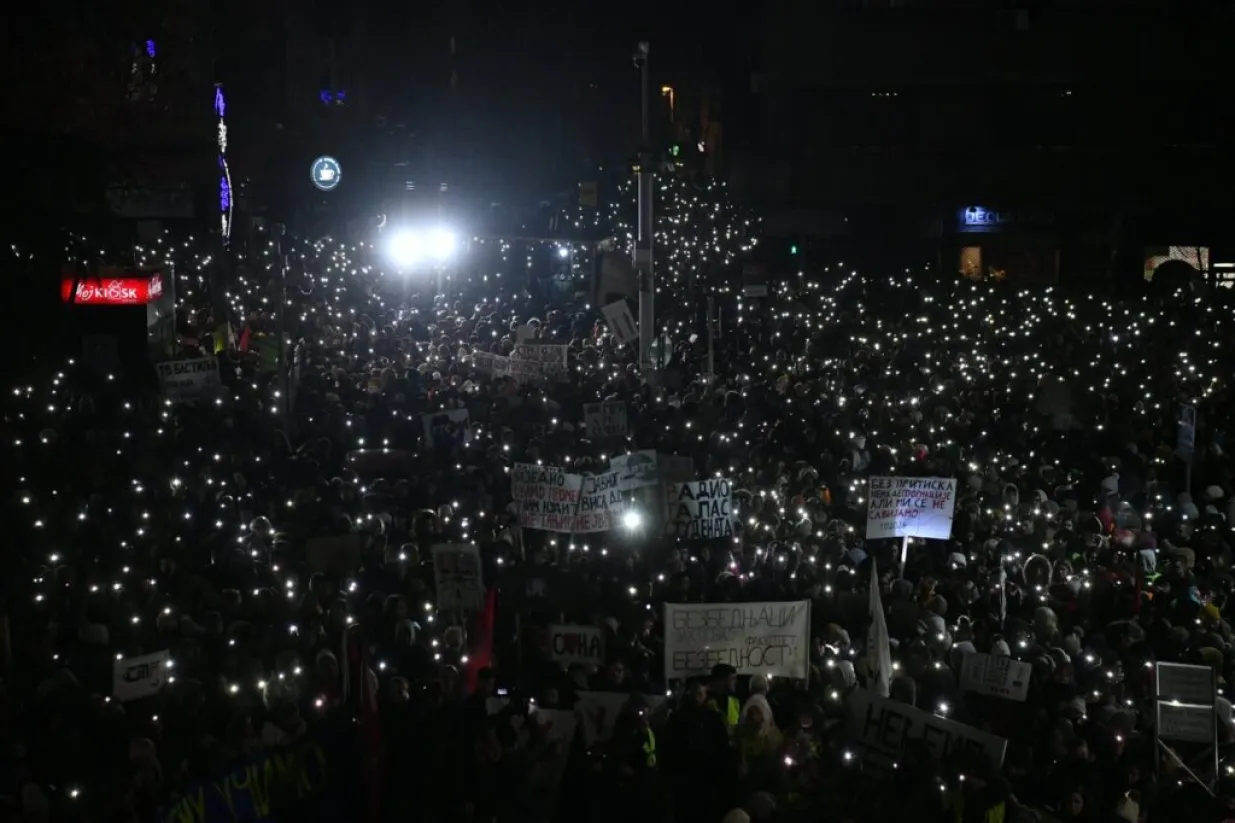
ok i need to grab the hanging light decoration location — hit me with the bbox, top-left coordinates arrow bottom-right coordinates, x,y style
215,84 -> 233,244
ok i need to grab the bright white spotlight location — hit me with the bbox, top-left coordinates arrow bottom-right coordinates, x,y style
557,246 -> 570,259
428,229 -> 456,261
387,232 -> 422,268
622,509 -> 643,531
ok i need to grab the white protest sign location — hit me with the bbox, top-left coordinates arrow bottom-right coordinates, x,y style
959,653 -> 1032,702
1156,661 -> 1217,705
575,692 -> 668,745
1155,661 -> 1217,744
663,601 -> 810,679
511,344 -> 569,380
602,300 -> 639,345
516,324 -> 537,343
865,476 -> 958,540
431,543 -> 484,611
422,407 -> 471,448
1157,703 -> 1215,743
511,343 -> 567,365
512,463 -> 582,532
666,478 -> 735,539
548,624 -> 605,667
113,649 -> 172,701
573,471 -> 630,533
584,401 -> 628,438
472,351 -> 509,377
156,357 -> 220,400
609,450 -> 660,489
849,689 -> 1007,766
473,351 -> 550,384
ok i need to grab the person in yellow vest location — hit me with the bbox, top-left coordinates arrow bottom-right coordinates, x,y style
609,694 -> 659,817
942,760 -> 1009,823
707,663 -> 741,737
611,694 -> 658,771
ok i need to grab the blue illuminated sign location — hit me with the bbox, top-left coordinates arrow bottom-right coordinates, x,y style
963,207 -> 1000,226
960,207 -> 1053,232
310,156 -> 342,192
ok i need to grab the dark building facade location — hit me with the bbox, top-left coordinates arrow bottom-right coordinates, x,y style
747,1 -> 1235,283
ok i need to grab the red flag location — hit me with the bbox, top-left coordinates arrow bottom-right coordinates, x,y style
464,588 -> 497,693
239,326 -> 252,352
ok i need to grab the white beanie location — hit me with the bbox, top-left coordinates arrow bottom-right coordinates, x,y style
1114,794 -> 1139,823
836,660 -> 857,689
722,810 -> 751,823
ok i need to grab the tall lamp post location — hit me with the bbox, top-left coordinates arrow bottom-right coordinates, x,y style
633,41 -> 656,374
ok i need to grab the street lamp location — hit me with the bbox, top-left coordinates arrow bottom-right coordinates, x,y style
385,228 -> 458,269
661,85 -> 675,123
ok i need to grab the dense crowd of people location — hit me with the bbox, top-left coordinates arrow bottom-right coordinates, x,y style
4,227 -> 1235,823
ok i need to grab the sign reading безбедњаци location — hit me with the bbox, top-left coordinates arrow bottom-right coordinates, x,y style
663,601 -> 810,679
865,476 -> 958,540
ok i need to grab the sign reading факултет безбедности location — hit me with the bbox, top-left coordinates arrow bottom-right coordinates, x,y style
663,600 -> 810,679
865,475 -> 958,540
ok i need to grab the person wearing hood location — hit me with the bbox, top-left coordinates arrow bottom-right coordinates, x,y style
737,677 -> 784,794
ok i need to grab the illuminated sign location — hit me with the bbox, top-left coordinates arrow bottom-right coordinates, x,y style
216,84 -> 233,243
311,156 -> 342,191
61,272 -> 165,306
960,207 -> 1054,231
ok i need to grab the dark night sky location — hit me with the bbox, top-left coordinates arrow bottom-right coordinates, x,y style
0,0 -> 751,216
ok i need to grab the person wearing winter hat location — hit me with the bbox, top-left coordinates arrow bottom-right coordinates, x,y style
736,684 -> 783,791
742,675 -> 774,727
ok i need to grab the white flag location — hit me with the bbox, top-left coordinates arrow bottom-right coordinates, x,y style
867,559 -> 893,698
997,567 -> 1008,627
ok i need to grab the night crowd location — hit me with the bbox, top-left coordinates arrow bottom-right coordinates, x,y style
3,229 -> 1235,823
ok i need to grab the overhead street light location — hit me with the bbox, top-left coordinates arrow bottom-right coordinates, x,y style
385,227 -> 459,269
